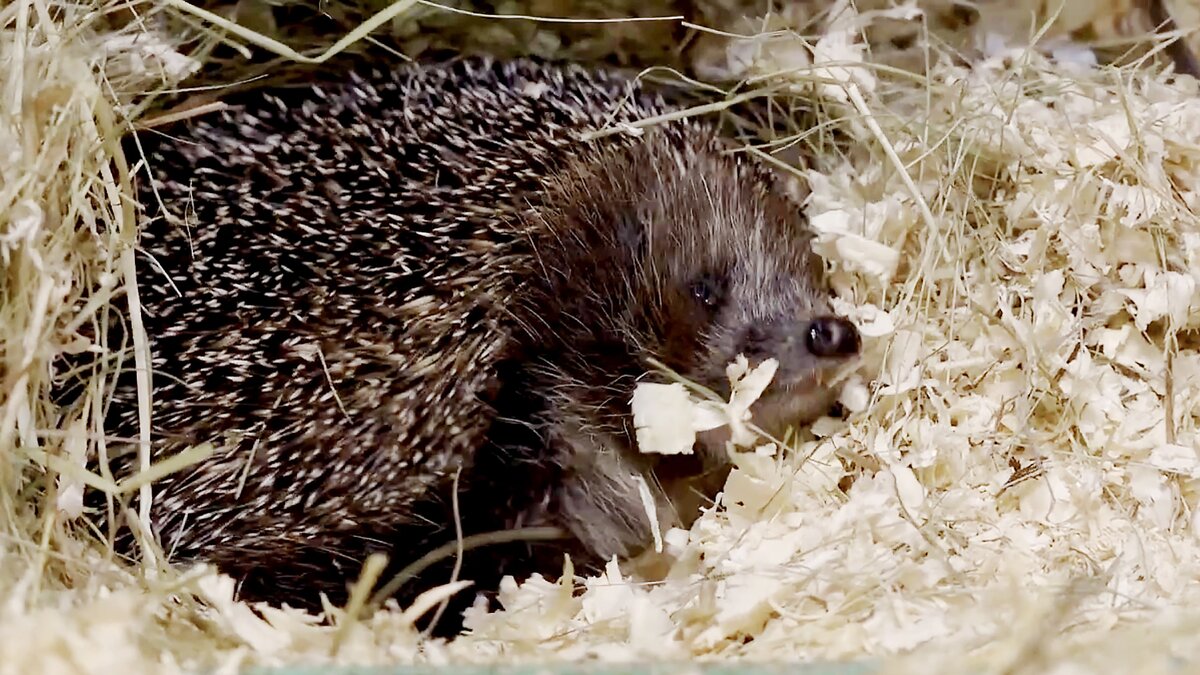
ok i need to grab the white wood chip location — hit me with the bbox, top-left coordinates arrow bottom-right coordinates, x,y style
631,382 -> 699,456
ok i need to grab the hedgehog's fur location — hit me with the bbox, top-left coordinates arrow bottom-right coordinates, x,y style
78,57 -> 860,630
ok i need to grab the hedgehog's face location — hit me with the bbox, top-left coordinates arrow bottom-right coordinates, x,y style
651,245 -> 859,432
640,227 -> 861,446
535,128 -> 861,443
619,141 -> 862,445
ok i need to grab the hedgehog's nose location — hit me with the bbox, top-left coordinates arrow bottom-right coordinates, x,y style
806,316 -> 861,358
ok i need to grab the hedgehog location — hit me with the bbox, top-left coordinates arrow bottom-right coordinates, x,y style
74,56 -> 861,630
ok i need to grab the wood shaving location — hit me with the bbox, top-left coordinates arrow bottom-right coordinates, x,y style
632,357 -> 780,455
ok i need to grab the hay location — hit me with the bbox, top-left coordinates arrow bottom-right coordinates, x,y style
7,0 -> 1200,672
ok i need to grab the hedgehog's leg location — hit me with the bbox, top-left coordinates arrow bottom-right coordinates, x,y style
545,424 -> 680,562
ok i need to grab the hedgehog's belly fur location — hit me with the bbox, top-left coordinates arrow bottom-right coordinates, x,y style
96,58 -> 689,619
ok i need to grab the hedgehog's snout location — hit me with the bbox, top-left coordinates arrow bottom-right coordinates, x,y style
739,315 -> 861,383
718,315 -> 861,437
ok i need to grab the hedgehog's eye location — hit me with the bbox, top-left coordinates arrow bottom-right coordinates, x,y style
689,274 -> 724,309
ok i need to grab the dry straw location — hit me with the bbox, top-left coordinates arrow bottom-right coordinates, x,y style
6,0 -> 1200,673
